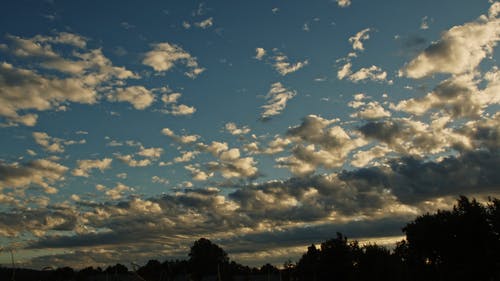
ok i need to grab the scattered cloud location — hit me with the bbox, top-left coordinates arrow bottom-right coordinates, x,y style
33,132 -> 85,153
72,158 -> 112,177
169,104 -> 197,116
195,17 -> 214,29
349,28 -> 371,51
255,47 -> 266,60
336,0 -> 352,8
273,54 -> 309,76
0,159 -> 68,194
142,42 -> 205,78
261,82 -> 296,120
225,122 -> 251,135
420,16 -> 430,30
348,65 -> 389,83
161,128 -> 199,143
0,32 -> 138,126
107,86 -> 155,110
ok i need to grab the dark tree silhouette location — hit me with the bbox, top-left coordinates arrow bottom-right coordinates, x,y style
403,196 -> 499,281
188,238 -> 229,281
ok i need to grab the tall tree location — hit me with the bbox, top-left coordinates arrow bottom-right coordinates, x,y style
188,238 -> 229,281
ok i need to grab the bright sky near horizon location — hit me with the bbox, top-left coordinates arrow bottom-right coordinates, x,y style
1,0 -> 500,268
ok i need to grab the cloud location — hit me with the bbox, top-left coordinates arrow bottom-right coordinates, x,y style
152,176 -> 169,184
161,128 -> 199,143
161,92 -> 182,104
33,132 -> 85,153
185,164 -> 214,181
137,146 -> 164,159
337,62 -> 390,83
0,159 -> 68,194
349,28 -> 371,51
225,122 -> 251,135
256,48 -> 308,75
115,154 -> 152,167
393,73 -> 483,118
337,62 -> 352,80
420,16 -> 430,30
158,92 -> 196,116
277,115 -> 365,175
351,145 -> 391,167
169,104 -> 196,115
107,86 -> 155,110
336,0 -> 351,8
195,17 -> 214,29
105,183 -> 131,200
357,118 -> 471,157
194,142 -> 259,179
142,42 -> 205,78
255,48 -> 266,60
174,151 -> 199,163
72,158 -> 112,177
0,33 -> 139,126
273,54 -> 309,76
0,62 -> 95,126
212,148 -> 258,179
349,100 -> 391,120
348,65 -> 389,83
261,82 -> 296,120
401,5 -> 500,78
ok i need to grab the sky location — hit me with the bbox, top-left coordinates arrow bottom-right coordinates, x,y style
0,0 -> 500,269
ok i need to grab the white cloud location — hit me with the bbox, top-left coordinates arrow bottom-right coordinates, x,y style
182,21 -> 191,29
161,93 -> 182,104
0,159 -> 68,194
351,145 -> 391,167
350,101 -> 391,120
277,115 -> 365,175
152,176 -> 169,184
195,17 -> 214,29
174,151 -> 199,163
169,104 -> 196,116
420,16 -> 430,30
336,0 -> 351,7
337,62 -> 352,79
392,73 -> 482,118
255,48 -> 266,60
115,154 -> 152,167
142,42 -> 205,78
137,146 -> 164,159
0,33 -> 139,126
225,122 -> 251,135
161,128 -> 199,143
33,132 -> 85,153
349,28 -> 371,51
401,5 -> 500,78
105,183 -> 130,200
158,92 -> 196,116
185,164 -> 214,181
209,148 -> 259,179
273,55 -> 309,76
72,158 -> 113,177
348,65 -> 389,83
107,86 -> 155,110
263,136 -> 291,154
261,82 -> 296,120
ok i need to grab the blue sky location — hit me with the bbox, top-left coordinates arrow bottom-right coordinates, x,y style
1,0 -> 500,268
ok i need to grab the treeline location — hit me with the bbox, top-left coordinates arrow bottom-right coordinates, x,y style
2,196 -> 500,281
